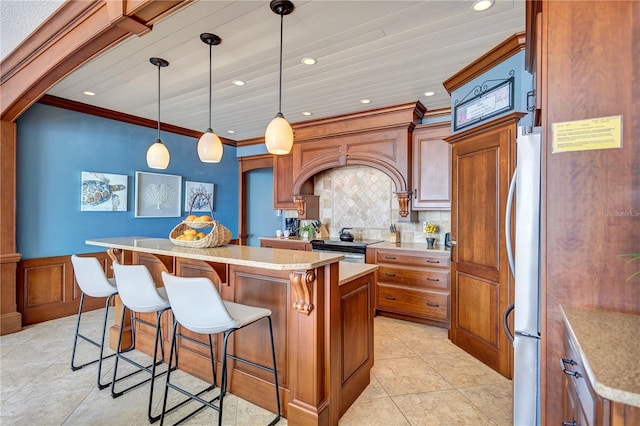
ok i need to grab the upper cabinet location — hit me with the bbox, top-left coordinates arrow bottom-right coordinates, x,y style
412,122 -> 451,210
273,154 -> 296,209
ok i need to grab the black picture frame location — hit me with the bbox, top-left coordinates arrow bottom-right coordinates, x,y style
454,76 -> 515,131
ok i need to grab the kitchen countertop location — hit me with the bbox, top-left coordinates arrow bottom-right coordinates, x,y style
259,236 -> 311,243
368,241 -> 450,253
561,306 -> 640,407
86,237 -> 343,271
338,262 -> 378,285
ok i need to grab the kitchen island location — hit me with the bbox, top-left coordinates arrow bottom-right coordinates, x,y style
86,237 -> 377,425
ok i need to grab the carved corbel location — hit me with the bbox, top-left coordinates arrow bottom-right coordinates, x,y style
294,195 -> 306,216
396,192 -> 411,217
289,270 -> 315,315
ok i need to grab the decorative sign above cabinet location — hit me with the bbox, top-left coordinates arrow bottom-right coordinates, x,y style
454,71 -> 515,131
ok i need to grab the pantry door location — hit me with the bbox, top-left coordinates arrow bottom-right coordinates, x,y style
447,113 -> 522,379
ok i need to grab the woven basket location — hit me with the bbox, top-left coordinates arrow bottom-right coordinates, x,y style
169,192 -> 232,248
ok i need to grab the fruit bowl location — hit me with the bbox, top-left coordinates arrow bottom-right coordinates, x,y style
169,222 -> 231,248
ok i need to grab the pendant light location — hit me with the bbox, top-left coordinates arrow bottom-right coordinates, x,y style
265,0 -> 295,155
146,57 -> 170,169
197,33 -> 224,163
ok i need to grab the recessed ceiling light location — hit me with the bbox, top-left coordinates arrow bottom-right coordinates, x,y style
231,80 -> 245,86
83,91 -> 95,96
301,57 -> 317,65
424,91 -> 435,97
360,99 -> 372,104
472,0 -> 494,12
227,130 -> 235,134
302,111 -> 313,116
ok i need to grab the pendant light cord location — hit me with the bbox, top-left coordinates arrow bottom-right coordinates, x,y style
208,42 -> 213,130
278,12 -> 284,115
156,62 -> 161,140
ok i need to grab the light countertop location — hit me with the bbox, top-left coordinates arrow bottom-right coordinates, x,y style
368,241 -> 450,254
338,262 -> 378,285
561,306 -> 640,407
259,236 -> 311,244
86,237 -> 343,271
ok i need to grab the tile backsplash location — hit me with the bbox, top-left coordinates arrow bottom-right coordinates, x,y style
299,165 -> 451,244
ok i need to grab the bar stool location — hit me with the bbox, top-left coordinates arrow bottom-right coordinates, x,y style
111,262 -> 172,423
159,272 -> 281,426
70,254 -> 119,389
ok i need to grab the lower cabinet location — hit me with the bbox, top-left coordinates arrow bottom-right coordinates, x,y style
260,238 -> 312,251
371,249 -> 450,328
561,325 -> 640,425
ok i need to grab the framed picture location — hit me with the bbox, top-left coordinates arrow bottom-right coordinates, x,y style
134,171 -> 182,218
81,171 -> 128,212
184,181 -> 215,213
454,76 -> 514,131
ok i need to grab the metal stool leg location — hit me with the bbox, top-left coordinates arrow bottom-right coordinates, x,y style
160,322 -> 220,426
267,316 -> 281,425
111,307 -> 171,423
70,293 -> 117,389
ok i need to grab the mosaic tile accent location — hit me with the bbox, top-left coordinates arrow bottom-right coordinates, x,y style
312,165 -> 451,242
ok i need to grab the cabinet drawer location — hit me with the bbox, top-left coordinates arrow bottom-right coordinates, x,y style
377,284 -> 449,321
562,327 -> 596,425
377,265 -> 449,291
376,250 -> 450,269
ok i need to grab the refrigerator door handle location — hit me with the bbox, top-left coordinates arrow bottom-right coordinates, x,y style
503,303 -> 515,344
505,168 -> 517,277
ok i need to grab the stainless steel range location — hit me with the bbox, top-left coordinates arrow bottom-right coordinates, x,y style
310,239 -> 382,263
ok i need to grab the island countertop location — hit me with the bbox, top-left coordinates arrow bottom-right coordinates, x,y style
561,306 -> 640,407
86,236 -> 343,271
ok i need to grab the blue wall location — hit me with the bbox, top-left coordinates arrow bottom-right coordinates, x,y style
16,103 -> 238,259
450,51 -> 533,132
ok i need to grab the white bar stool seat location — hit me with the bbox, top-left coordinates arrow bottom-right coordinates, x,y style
159,272 -> 281,426
70,254 -> 119,390
111,262 -> 173,423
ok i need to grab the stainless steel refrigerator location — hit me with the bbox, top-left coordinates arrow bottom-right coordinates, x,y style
504,126 -> 542,425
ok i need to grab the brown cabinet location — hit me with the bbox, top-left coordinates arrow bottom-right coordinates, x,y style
561,325 -> 640,426
446,112 -> 524,379
273,154 -> 296,209
260,238 -> 312,251
372,248 -> 450,328
412,122 -> 452,210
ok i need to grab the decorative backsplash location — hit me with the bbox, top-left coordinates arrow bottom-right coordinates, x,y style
304,165 -> 451,244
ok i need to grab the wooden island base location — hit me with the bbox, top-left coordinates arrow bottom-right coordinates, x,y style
88,237 -> 376,425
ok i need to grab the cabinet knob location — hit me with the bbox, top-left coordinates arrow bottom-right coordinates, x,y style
426,302 -> 440,307
385,296 -> 397,301
384,272 -> 397,277
562,422 -> 576,426
426,260 -> 440,264
384,256 -> 396,260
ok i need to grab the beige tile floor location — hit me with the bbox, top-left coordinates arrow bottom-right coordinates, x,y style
0,309 -> 512,425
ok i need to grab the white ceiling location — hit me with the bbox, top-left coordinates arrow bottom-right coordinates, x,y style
47,0 -> 526,142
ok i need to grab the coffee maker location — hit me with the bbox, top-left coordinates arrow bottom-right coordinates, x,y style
285,218 -> 299,236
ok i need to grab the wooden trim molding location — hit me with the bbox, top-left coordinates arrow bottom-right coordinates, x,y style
0,0 -> 191,123
38,95 -> 237,146
443,32 -> 526,94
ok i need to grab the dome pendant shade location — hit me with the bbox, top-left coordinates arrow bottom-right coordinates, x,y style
197,129 -> 223,163
265,113 -> 293,155
265,0 -> 295,155
147,57 -> 170,169
198,33 -> 223,163
147,139 -> 170,169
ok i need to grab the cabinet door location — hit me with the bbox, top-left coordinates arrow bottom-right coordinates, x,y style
412,123 -> 451,210
273,154 -> 296,209
447,114 -> 522,379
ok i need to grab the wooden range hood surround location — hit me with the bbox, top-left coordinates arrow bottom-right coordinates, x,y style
290,101 -> 425,217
